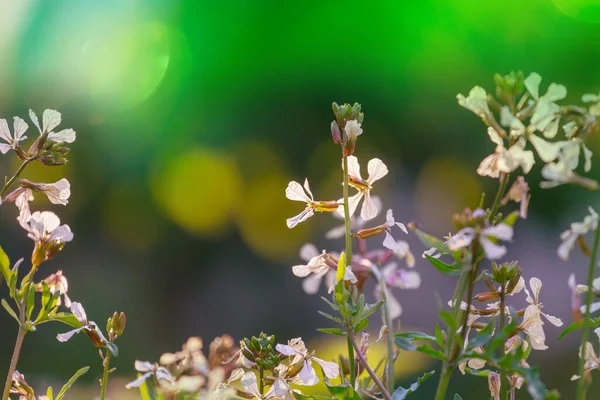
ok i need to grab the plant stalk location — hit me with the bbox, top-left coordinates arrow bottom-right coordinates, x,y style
2,304 -> 26,400
0,158 -> 35,198
342,152 -> 356,386
380,276 -> 395,394
499,283 -> 509,400
100,353 -> 111,400
259,367 -> 264,395
576,222 -> 600,400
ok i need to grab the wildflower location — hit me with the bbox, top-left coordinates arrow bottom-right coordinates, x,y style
559,138 -> 593,172
126,360 -> 175,388
291,244 -> 336,294
569,274 -> 583,321
160,336 -> 209,374
477,128 -> 534,178
446,220 -> 513,260
326,196 -> 381,239
540,161 -> 598,190
29,109 -> 76,143
501,176 -> 530,219
557,207 -> 599,260
19,210 -> 73,265
373,262 -> 421,319
576,276 -> 600,314
18,178 -> 71,205
275,338 -> 339,385
285,179 -> 339,228
0,117 -> 28,154
524,72 -> 566,139
36,270 -> 71,307
343,156 -> 388,221
57,302 -> 109,349
383,238 -> 415,268
457,86 -> 492,121
520,277 -> 563,350
343,120 -> 363,156
234,371 -> 293,399
10,371 -> 35,399
571,328 -> 600,381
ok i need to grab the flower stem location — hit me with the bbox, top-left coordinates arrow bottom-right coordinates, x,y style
499,283 -> 509,400
342,152 -> 356,386
0,157 -> 35,198
100,352 -> 111,400
348,323 -> 392,400
380,276 -> 395,394
490,173 -> 509,219
576,222 -> 600,400
2,304 -> 26,400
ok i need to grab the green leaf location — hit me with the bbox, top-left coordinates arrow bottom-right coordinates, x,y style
356,300 -> 384,323
50,312 -> 84,329
468,319 -> 495,348
394,336 -> 417,351
1,299 -> 19,324
425,255 -> 462,276
354,318 -> 369,332
391,370 -> 435,399
55,366 -> 90,400
318,311 -> 343,324
435,324 -> 444,348
409,225 -> 468,262
321,296 -> 339,311
8,273 -> 17,299
41,282 -> 51,308
324,382 -> 362,400
416,344 -> 447,361
45,386 -> 54,400
454,395 -> 463,400
558,318 -> 600,340
440,310 -> 457,333
292,393 -> 331,400
138,378 -> 154,400
463,367 -> 490,377
0,247 -> 11,285
395,331 -> 437,343
316,327 -> 346,336
26,284 -> 36,322
502,210 -> 520,227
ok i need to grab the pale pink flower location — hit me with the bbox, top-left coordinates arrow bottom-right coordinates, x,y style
446,221 -> 513,260
558,207 -> 598,261
285,179 -> 339,228
126,360 -> 175,388
343,156 -> 388,221
373,262 -> 421,319
29,109 -> 76,143
291,244 -> 335,294
0,117 -> 28,154
520,278 -> 563,350
275,338 -> 339,385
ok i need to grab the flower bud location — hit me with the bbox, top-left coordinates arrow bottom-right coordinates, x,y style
330,121 -> 341,144
107,311 -> 126,340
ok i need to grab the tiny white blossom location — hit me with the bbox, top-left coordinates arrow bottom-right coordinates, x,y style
381,209 -> 409,251
275,338 -> 339,386
446,221 -> 513,260
126,360 -> 175,388
344,120 -> 363,142
285,179 -> 339,228
571,328 -> 600,381
559,138 -> 593,172
558,207 -> 599,261
20,178 -> 71,205
36,270 -> 71,307
22,211 -> 74,247
477,127 -> 534,178
291,244 -> 335,295
540,161 -> 598,190
520,277 -> 563,350
57,302 -> 108,346
501,176 -> 530,219
342,156 -> 388,221
524,73 -> 567,138
457,86 -> 492,121
373,262 -> 421,319
0,117 -> 28,154
29,109 -> 76,144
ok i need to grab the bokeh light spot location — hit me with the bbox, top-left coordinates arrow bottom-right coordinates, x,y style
152,149 -> 241,236
415,157 -> 481,233
88,22 -> 171,112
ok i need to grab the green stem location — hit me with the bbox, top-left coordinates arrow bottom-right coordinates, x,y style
490,173 -> 509,219
576,223 -> 600,400
2,304 -> 27,400
434,367 -> 452,400
347,321 -> 392,400
100,352 -> 111,400
380,275 -> 395,394
342,152 -> 356,386
499,284 -> 509,400
0,157 -> 35,198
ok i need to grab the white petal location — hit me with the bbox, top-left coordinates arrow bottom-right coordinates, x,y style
38,211 -> 61,233
543,117 -> 559,139
558,231 -> 578,261
529,277 -> 542,304
367,158 -> 388,183
275,343 -> 303,357
301,273 -> 325,294
286,181 -> 311,203
125,371 -> 153,389
382,231 -> 399,252
584,144 -> 593,173
581,302 -> 600,314
479,237 -> 507,260
292,264 -> 312,278
483,224 -> 513,241
346,155 -> 362,179
42,109 -> 61,133
313,357 -> 340,379
528,134 -> 562,163
29,109 -> 41,134
303,178 -> 313,200
487,127 -> 504,148
286,208 -> 314,229
240,372 -> 261,398
542,312 -> 563,327
265,377 -> 291,398
524,73 -> 541,100
385,290 -> 402,319
446,228 -> 475,251
12,117 -> 28,142
134,360 -> 154,373
57,327 -> 84,342
0,143 -> 11,154
49,225 -> 74,243
346,192 -> 363,218
70,302 -> 87,322
48,128 -> 76,144
544,83 -> 567,102
360,192 -> 378,221
386,209 -> 395,226
0,119 -> 11,142
325,224 -> 346,239
296,361 -> 319,386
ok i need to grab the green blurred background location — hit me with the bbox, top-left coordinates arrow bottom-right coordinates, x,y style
1,0 -> 600,398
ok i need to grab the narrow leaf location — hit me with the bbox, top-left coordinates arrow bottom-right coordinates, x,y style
55,366 -> 90,400
1,299 -> 19,324
0,247 -> 11,285
391,370 -> 435,399
317,327 -> 346,336
425,255 -> 462,276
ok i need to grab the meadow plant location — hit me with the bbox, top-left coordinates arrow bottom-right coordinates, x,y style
3,71 -> 600,399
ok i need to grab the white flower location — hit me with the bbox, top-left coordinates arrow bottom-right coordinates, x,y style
571,328 -> 600,381
373,262 -> 421,319
524,72 -> 566,139
285,179 -> 339,228
446,222 -> 513,260
501,176 -> 530,219
477,127 -> 534,178
22,211 -> 74,246
57,302 -> 108,346
275,338 -> 339,386
576,276 -> 600,314
20,178 -> 71,205
36,270 -> 71,307
343,156 -> 388,221
160,336 -> 208,374
457,86 -> 492,121
559,138 -> 593,172
0,117 -> 28,154
344,120 -> 363,142
520,277 -> 563,350
540,161 -> 598,190
558,207 -> 599,261
291,244 -> 335,294
381,209 -> 409,251
125,360 -> 175,388
326,196 -> 381,239
235,372 -> 293,399
29,109 -> 76,143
